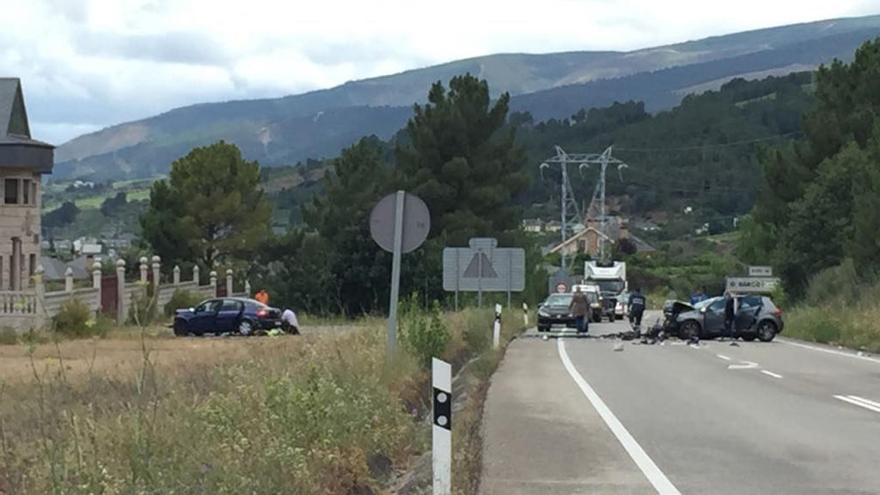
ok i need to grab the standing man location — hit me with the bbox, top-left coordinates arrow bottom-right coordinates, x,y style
724,292 -> 738,346
628,288 -> 647,330
569,287 -> 590,335
281,307 -> 300,335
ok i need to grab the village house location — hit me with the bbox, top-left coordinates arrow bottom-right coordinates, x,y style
549,216 -> 655,258
0,78 -> 53,290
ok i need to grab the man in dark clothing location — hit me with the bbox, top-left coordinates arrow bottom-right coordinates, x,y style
569,287 -> 590,334
724,292 -> 739,346
628,288 -> 647,329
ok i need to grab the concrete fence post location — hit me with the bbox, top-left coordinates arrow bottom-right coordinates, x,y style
244,280 -> 251,297
173,265 -> 181,285
34,265 -> 45,316
226,269 -> 233,296
193,265 -> 200,285
210,271 -> 218,297
117,259 -> 126,325
93,261 -> 102,317
64,266 -> 74,293
151,255 -> 161,291
139,257 -> 148,284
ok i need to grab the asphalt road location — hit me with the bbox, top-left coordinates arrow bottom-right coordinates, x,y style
481,313 -> 880,495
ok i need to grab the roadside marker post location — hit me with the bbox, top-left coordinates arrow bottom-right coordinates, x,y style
493,304 -> 502,350
432,358 -> 452,495
522,302 -> 529,326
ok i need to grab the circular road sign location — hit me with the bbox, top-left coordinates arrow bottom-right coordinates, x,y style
556,282 -> 568,293
370,191 -> 430,253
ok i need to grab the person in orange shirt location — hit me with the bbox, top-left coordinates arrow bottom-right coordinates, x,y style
255,289 -> 269,305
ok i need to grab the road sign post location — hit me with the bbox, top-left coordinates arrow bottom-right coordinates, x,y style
387,191 -> 405,357
370,191 -> 430,360
432,358 -> 452,495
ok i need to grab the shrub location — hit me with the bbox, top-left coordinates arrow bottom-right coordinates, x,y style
52,298 -> 93,337
805,259 -> 860,307
400,297 -> 450,369
128,287 -> 158,326
163,289 -> 202,316
0,328 -> 17,345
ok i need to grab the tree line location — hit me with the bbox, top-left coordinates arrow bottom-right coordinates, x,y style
738,38 -> 880,298
141,75 -> 544,315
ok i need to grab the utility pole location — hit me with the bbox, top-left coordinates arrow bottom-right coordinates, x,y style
540,146 -> 628,266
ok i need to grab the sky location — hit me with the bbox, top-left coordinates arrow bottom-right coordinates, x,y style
1,0 -> 878,145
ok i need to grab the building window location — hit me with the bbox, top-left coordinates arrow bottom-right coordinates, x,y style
29,254 -> 35,277
31,181 -> 36,205
4,179 -> 17,205
22,179 -> 30,205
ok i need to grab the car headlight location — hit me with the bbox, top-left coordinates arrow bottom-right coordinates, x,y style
538,309 -> 549,317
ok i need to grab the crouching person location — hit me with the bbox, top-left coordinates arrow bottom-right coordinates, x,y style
281,308 -> 300,335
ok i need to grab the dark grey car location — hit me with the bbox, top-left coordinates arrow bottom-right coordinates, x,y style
675,295 -> 784,342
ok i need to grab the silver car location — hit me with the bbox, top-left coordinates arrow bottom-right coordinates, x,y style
675,295 -> 784,342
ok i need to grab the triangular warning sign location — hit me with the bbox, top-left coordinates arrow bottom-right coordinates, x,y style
463,252 -> 497,278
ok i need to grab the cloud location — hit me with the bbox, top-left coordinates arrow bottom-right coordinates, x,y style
73,31 -> 231,65
0,0 -> 876,145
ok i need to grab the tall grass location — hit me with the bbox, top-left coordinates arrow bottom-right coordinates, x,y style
784,261 -> 880,353
0,306 -> 521,494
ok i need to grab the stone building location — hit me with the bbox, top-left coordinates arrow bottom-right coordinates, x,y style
0,78 -> 53,290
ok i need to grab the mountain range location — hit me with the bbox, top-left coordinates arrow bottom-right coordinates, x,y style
53,15 -> 880,181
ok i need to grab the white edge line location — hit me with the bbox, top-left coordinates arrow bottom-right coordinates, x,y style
834,395 -> 880,414
847,395 -> 880,410
557,338 -> 681,495
716,354 -> 731,361
780,339 -> 880,365
760,370 -> 783,379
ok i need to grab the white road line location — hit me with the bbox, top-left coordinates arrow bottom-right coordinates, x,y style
848,395 -> 880,410
779,339 -> 880,365
834,395 -> 880,414
716,354 -> 731,361
557,338 -> 681,495
760,370 -> 783,379
728,360 -> 759,370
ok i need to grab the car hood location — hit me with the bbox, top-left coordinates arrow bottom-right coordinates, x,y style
676,309 -> 702,321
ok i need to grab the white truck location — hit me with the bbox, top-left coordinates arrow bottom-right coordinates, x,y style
584,261 -> 628,321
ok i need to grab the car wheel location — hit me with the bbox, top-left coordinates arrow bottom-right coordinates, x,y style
238,319 -> 254,336
742,334 -> 756,342
680,320 -> 701,341
173,319 -> 187,336
757,321 -> 777,342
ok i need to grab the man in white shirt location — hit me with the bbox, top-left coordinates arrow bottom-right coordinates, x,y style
281,308 -> 300,335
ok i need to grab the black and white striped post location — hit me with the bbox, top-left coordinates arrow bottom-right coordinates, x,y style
522,301 -> 529,326
432,358 -> 452,494
493,303 -> 502,350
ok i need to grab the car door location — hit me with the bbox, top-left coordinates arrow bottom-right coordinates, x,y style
215,299 -> 244,333
703,298 -> 727,337
735,296 -> 763,331
190,300 -> 220,333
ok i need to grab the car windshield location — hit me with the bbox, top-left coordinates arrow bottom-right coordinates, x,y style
596,280 -> 624,293
544,294 -> 573,306
693,297 -> 718,310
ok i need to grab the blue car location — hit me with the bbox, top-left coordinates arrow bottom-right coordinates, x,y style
173,297 -> 283,336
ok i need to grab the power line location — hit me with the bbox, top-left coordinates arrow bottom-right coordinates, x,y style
614,132 -> 801,153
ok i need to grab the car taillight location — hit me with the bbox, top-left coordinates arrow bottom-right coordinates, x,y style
256,309 -> 269,318
773,308 -> 783,317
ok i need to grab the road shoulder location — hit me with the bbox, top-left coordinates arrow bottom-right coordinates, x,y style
479,334 -> 651,495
